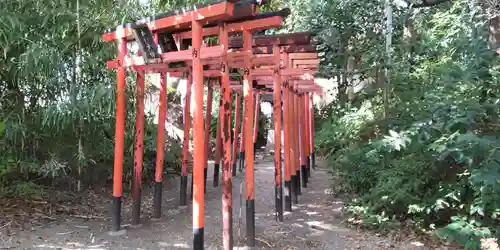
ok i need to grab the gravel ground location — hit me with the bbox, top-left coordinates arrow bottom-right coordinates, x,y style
1,157 -> 445,250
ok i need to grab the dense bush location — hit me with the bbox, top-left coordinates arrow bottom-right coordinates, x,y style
302,0 -> 500,248
0,0 -> 184,198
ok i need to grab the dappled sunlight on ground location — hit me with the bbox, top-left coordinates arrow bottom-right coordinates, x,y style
33,243 -> 108,250
3,156 -> 430,249
157,241 -> 190,249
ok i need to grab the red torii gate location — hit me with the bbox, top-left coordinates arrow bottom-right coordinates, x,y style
101,1 -> 322,249
230,49 -> 321,208
181,46 -> 322,247
190,39 -> 322,223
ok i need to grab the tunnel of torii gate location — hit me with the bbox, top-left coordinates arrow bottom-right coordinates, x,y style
101,0 -> 323,249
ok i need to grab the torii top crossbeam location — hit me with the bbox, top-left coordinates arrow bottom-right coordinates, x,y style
101,0 -> 324,103
103,0 -> 270,41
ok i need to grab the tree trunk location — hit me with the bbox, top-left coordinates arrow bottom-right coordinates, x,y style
337,39 -> 349,106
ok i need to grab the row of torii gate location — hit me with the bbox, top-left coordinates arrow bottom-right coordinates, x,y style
102,0 -> 323,249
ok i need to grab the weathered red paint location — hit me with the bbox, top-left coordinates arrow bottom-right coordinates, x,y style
253,93 -> 260,144
102,2 -> 235,42
182,75 -> 192,177
232,93 -> 242,168
219,23 -> 234,250
204,80 -> 214,171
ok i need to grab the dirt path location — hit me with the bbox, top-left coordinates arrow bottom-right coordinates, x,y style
2,158 -> 432,250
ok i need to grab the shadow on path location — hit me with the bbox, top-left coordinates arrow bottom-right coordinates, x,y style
6,157 -> 425,249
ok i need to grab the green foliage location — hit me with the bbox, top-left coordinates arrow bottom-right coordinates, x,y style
436,216 -> 494,249
0,0 -> 184,198
298,0 -> 500,248
0,182 -> 45,199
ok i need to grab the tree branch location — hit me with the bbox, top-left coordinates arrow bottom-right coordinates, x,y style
403,0 -> 452,8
